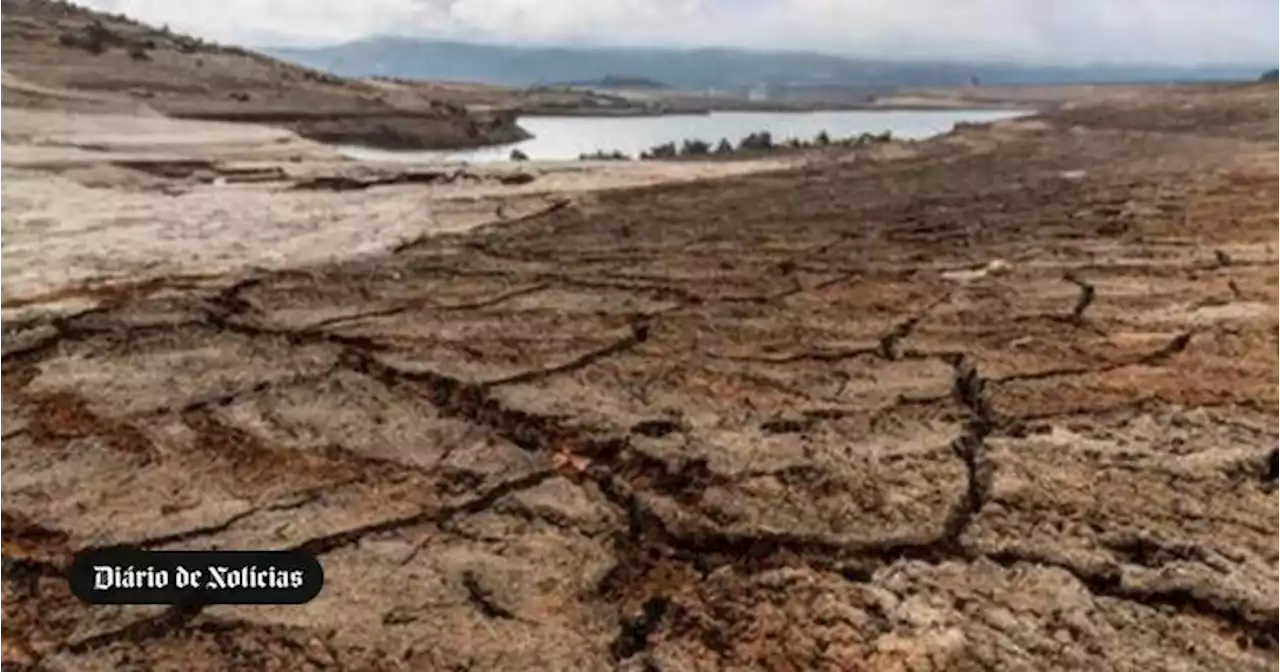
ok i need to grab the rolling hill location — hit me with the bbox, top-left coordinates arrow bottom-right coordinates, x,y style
0,0 -> 529,149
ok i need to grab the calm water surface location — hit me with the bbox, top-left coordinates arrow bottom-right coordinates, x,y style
340,109 -> 1028,163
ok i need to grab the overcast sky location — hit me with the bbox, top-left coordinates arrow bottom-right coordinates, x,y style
80,0 -> 1278,65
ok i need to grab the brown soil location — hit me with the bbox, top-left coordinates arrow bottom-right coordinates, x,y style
2,83 -> 1278,670
0,0 -> 528,149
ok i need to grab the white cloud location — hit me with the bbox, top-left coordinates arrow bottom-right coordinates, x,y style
79,0 -> 1278,64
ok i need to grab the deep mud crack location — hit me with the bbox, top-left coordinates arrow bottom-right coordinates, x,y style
3,83 -> 1278,671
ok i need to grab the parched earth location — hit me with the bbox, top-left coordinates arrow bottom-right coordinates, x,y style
2,84 -> 1278,670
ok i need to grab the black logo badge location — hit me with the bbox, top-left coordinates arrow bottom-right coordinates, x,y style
68,548 -> 324,605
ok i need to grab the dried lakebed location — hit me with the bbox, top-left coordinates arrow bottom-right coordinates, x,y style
0,108 -> 805,315
1,84 -> 1278,670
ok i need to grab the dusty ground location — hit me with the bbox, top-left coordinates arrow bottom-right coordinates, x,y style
2,83 -> 1277,671
0,107 -> 802,318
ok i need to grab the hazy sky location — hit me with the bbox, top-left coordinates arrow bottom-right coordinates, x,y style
80,0 -> 1278,64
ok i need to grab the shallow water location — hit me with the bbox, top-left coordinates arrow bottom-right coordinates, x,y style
339,108 -> 1028,163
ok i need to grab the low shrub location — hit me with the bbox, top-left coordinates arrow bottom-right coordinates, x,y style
579,149 -> 631,161
680,139 -> 710,155
738,131 -> 773,151
642,142 -> 677,159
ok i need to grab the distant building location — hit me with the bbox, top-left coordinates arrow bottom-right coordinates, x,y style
747,83 -> 770,102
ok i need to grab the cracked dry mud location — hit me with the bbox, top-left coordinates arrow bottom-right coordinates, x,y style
3,85 -> 1278,671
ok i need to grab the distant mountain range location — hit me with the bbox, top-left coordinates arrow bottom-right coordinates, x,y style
266,37 -> 1266,89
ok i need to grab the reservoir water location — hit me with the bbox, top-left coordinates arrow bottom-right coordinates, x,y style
339,108 -> 1029,163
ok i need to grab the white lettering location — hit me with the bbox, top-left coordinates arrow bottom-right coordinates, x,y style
207,566 -> 229,589
93,565 -> 114,590
176,566 -> 202,588
91,565 -> 169,590
202,565 -> 304,590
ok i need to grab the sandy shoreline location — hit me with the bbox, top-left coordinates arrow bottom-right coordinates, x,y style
1,108 -> 808,318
